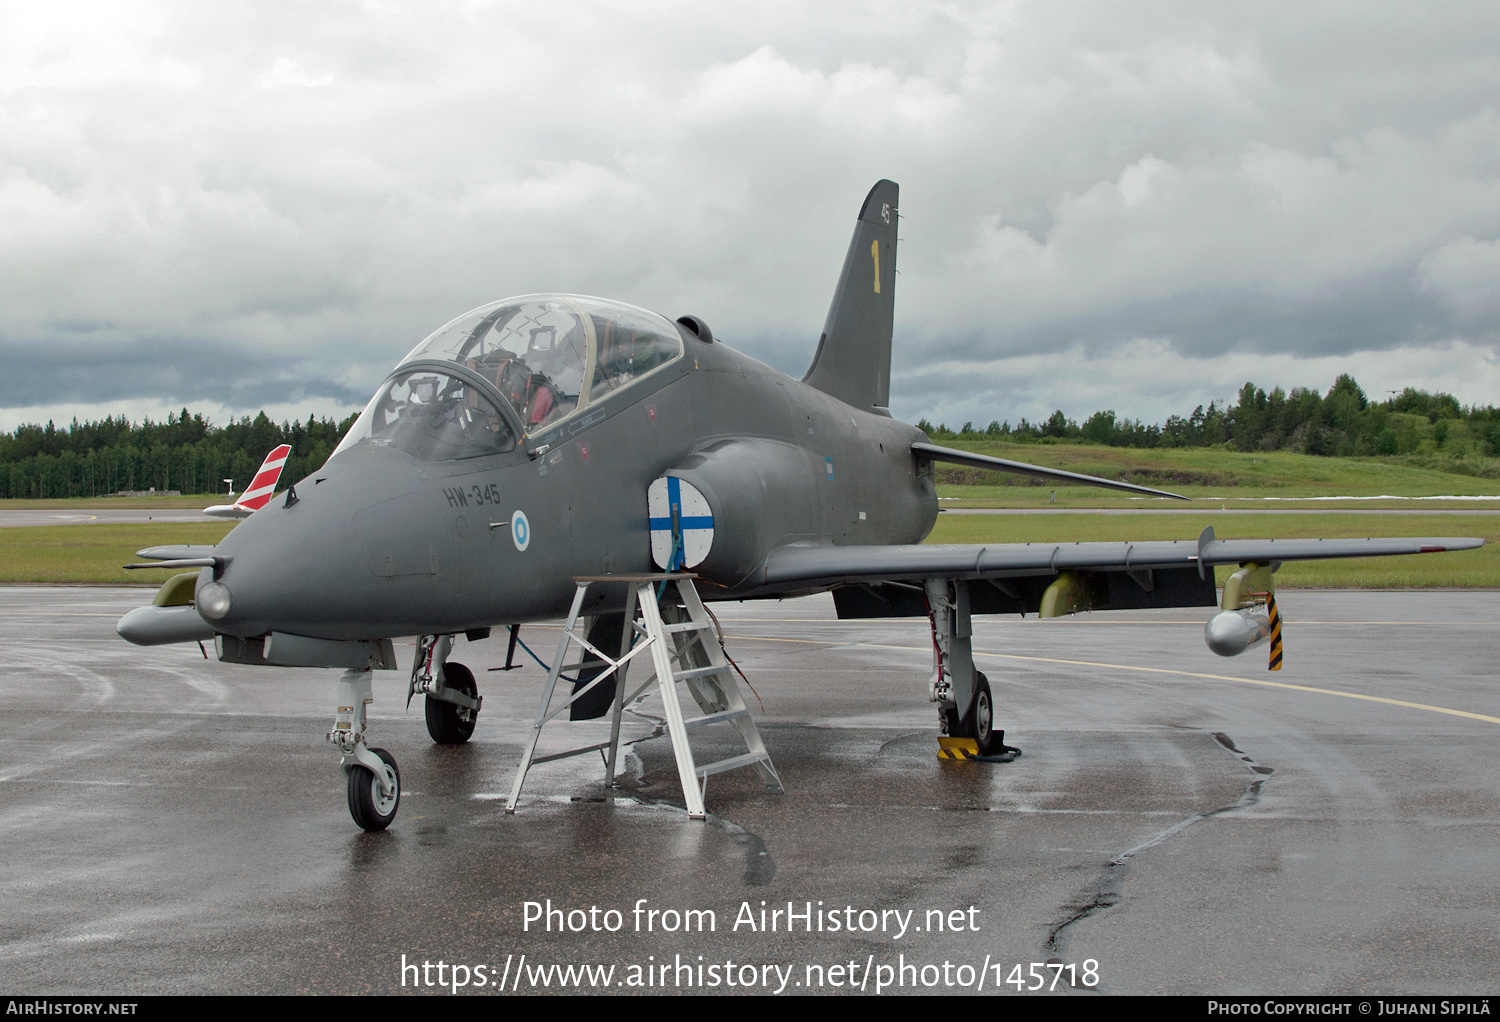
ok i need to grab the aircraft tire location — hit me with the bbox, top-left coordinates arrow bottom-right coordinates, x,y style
970,673 -> 1003,756
949,672 -> 1005,755
425,662 -> 478,744
347,747 -> 400,831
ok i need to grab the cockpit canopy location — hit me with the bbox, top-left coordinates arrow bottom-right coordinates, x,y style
401,295 -> 684,432
335,295 -> 685,462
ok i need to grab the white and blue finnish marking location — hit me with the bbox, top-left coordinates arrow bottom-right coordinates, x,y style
648,476 -> 715,570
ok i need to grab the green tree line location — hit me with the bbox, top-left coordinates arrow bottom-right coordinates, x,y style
919,375 -> 1500,470
0,409 -> 358,499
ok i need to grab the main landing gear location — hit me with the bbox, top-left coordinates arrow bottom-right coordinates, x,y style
329,669 -> 402,831
925,580 -> 1021,762
410,634 -> 483,745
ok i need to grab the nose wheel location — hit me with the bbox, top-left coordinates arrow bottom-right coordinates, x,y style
329,669 -> 402,831
347,747 -> 401,831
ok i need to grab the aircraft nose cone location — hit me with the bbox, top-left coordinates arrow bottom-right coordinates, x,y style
206,453 -> 460,640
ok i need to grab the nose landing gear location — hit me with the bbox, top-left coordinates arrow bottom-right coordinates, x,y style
330,669 -> 401,831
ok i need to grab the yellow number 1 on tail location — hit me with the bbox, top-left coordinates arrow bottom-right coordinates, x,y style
871,239 -> 881,293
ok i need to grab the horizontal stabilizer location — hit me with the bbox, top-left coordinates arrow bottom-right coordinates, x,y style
203,504 -> 254,520
913,443 -> 1189,500
135,545 -> 218,561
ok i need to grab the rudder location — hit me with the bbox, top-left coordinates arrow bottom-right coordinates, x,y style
802,179 -> 898,414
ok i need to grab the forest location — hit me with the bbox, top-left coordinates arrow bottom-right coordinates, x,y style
0,409 -> 358,499
0,373 -> 1495,498
918,375 -> 1499,470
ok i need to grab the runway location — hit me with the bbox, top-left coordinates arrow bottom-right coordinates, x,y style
1,587 -> 1497,995
0,508 -> 214,527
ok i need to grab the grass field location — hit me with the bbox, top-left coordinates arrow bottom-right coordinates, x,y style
928,512 -> 1499,588
930,439 -> 1500,507
0,523 -> 235,584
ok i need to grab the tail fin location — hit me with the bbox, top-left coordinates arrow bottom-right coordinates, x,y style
203,444 -> 291,519
802,179 -> 898,414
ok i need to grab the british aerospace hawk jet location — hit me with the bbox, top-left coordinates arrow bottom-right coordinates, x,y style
117,180 -> 1483,830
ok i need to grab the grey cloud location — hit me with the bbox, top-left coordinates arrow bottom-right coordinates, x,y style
0,336 -> 369,411
2,2 -> 1500,423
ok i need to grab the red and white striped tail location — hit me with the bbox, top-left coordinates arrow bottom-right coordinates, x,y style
236,444 -> 292,511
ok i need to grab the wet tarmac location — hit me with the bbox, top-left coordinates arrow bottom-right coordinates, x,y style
940,507 -> 1500,515
2,587 -> 1497,995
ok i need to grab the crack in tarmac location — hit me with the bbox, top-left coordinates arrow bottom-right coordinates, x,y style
1042,730 -> 1274,982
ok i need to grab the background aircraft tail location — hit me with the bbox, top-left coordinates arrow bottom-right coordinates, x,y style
802,179 -> 899,415
203,444 -> 291,519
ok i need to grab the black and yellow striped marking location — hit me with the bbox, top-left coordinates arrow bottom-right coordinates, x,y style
1267,591 -> 1283,671
937,737 -> 980,760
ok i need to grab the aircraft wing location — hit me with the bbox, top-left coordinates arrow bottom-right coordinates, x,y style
760,532 -> 1484,587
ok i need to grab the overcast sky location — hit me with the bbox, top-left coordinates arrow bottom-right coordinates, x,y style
3,1 -> 1499,432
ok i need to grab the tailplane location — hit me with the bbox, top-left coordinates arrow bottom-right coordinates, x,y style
802,179 -> 898,414
204,444 -> 292,519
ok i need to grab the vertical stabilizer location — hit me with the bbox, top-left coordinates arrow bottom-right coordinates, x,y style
802,180 -> 898,414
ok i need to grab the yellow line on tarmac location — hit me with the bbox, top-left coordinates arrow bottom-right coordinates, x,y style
720,617 -> 1466,626
965,650 -> 1500,725
724,633 -> 1500,726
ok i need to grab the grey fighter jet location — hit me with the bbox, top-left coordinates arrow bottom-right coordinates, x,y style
118,180 -> 1483,830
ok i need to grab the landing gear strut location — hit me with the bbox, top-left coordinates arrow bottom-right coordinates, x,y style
329,669 -> 401,830
926,580 -> 1020,761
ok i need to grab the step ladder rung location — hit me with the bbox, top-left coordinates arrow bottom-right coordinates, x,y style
695,751 -> 772,779
507,574 -> 779,817
530,740 -> 613,766
682,708 -> 748,730
672,664 -> 727,682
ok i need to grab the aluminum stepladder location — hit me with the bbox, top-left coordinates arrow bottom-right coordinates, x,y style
505,573 -> 782,819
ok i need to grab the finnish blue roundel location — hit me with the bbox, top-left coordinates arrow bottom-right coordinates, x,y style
511,509 -> 530,552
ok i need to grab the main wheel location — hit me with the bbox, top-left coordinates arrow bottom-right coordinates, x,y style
948,672 -> 1008,756
347,747 -> 400,831
425,662 -> 478,744
970,673 -> 1003,756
